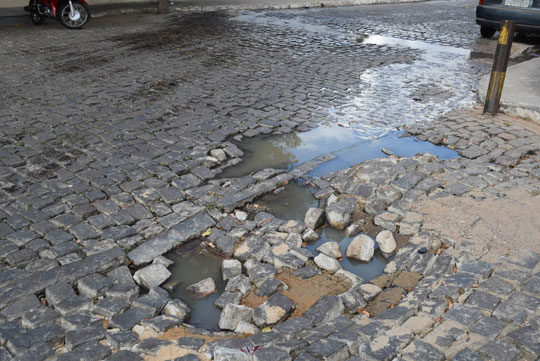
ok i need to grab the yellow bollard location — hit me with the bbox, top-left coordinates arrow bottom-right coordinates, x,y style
483,21 -> 515,115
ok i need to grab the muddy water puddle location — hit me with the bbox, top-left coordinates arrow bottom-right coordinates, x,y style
165,249 -> 225,331
253,178 -> 318,221
220,123 -> 458,179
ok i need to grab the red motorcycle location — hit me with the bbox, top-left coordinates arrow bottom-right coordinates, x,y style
25,0 -> 90,29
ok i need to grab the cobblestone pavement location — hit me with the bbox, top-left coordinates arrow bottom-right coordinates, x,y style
1,0 -> 540,360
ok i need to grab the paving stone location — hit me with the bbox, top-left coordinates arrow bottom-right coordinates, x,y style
109,307 -> 152,330
105,331 -> 139,350
105,350 -> 144,361
60,312 -> 101,331
506,325 -> 540,355
459,260 -> 493,279
253,293 -> 295,328
305,338 -> 348,361
177,337 -> 205,351
444,305 -> 484,326
478,277 -> 514,296
54,295 -> 93,316
358,335 -> 401,361
0,294 -> 40,321
465,290 -> 500,312
304,295 -> 344,326
28,324 -> 64,346
21,306 -> 59,329
469,316 -> 506,339
273,316 -> 314,340
478,340 -> 522,361
94,297 -> 130,318
57,340 -> 111,361
402,340 -> 444,361
77,273 -> 113,298
492,292 -> 540,323
450,349 -> 483,361
252,347 -> 292,361
65,325 -> 107,350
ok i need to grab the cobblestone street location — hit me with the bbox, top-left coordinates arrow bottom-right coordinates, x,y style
1,0 -> 540,360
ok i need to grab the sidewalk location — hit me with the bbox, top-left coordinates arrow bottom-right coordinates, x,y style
479,56 -> 540,125
0,0 -> 422,23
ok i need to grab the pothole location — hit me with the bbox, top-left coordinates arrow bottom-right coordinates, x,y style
164,246 -> 226,331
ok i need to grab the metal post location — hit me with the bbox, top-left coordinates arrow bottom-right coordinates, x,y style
157,0 -> 168,14
483,20 -> 515,115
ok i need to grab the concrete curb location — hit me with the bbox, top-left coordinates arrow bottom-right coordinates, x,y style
479,56 -> 540,125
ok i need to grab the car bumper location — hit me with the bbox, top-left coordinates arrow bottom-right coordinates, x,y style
476,4 -> 540,33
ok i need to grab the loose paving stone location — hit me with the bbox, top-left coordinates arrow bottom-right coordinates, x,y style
109,307 -> 152,330
305,339 -> 349,361
177,337 -> 205,351
252,347 -> 292,361
105,331 -> 139,350
133,338 -> 173,356
65,325 -> 107,350
402,340 -> 444,361
253,293 -> 295,328
77,273 -> 113,298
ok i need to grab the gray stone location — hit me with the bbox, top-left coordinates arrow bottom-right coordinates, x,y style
450,349 -> 483,361
459,260 -> 493,279
273,316 -> 314,340
214,292 -> 242,309
174,355 -> 201,361
177,337 -> 205,351
293,267 -> 320,279
57,341 -> 111,361
0,295 -> 40,321
186,277 -> 216,298
214,346 -> 250,361
21,306 -> 59,329
225,275 -> 251,295
465,290 -> 500,312
133,288 -> 170,316
222,259 -> 242,280
133,338 -> 173,356
105,350 -> 144,361
346,234 -> 374,262
325,198 -> 357,230
77,273 -> 113,298
469,316 -> 505,339
256,278 -> 284,297
105,331 -> 139,350
219,304 -> 254,330
133,263 -> 171,290
94,297 -> 130,318
305,338 -> 349,361
163,299 -> 191,321
304,208 -> 325,230
304,296 -> 344,326
358,335 -> 401,361
54,295 -> 93,316
492,291 -> 540,322
253,347 -> 292,361
253,293 -> 295,328
401,340 -> 444,361
45,282 -> 76,306
141,315 -> 182,333
506,325 -> 540,355
478,340 -> 522,361
444,305 -> 483,326
65,325 -> 106,350
128,211 -> 215,265
110,307 -> 152,330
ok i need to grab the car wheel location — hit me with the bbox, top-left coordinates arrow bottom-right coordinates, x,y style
480,26 -> 496,38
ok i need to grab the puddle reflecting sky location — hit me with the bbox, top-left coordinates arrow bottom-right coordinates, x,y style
220,123 -> 458,178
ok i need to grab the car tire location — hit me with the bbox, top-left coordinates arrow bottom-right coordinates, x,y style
480,26 -> 496,38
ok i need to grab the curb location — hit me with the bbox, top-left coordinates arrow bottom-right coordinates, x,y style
478,56 -> 540,125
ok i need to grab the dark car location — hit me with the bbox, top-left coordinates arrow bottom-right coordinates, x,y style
476,0 -> 540,38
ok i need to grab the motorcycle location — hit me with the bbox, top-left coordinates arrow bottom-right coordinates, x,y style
24,0 -> 90,29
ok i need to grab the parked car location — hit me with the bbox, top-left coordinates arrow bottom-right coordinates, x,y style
476,0 -> 540,38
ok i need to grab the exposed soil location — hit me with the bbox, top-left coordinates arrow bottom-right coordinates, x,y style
140,326 -> 245,361
242,270 -> 351,319
414,187 -> 540,266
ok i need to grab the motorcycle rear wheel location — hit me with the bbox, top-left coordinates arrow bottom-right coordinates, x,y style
30,0 -> 46,25
58,1 -> 90,29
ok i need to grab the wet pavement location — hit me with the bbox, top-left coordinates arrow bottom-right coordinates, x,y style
1,1 -> 540,360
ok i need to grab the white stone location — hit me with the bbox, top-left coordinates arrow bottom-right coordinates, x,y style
186,277 -> 216,298
234,320 -> 259,334
375,230 -> 397,254
304,208 -> 325,230
152,255 -> 174,267
317,241 -> 341,259
346,234 -> 375,262
302,229 -> 320,242
219,304 -> 254,330
132,325 -> 147,337
314,253 -> 342,274
358,283 -> 382,301
133,263 -> 171,289
214,347 -> 250,361
235,210 -> 248,221
210,149 -> 227,161
222,259 -> 242,280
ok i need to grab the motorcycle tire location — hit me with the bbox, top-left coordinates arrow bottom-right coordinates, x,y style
29,0 -> 46,25
57,1 -> 90,29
